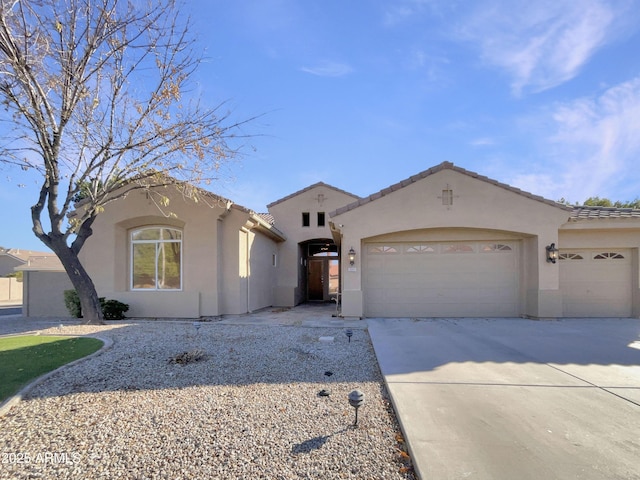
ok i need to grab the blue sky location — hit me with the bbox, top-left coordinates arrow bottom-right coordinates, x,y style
2,0 -> 640,251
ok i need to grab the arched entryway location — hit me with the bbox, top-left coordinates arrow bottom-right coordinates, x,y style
301,239 -> 339,302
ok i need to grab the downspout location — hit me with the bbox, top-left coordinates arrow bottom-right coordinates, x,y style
217,201 -> 233,315
241,220 -> 256,314
246,226 -> 251,313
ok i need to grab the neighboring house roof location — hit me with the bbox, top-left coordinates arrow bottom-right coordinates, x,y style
15,254 -> 64,271
570,206 -> 640,220
0,248 -> 54,263
267,181 -> 361,209
330,161 -> 572,217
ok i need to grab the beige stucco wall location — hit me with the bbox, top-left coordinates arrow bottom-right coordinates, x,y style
331,168 -> 570,318
247,228 -> 279,311
22,271 -> 72,317
268,184 -> 359,306
79,187 -> 281,318
0,277 -> 22,303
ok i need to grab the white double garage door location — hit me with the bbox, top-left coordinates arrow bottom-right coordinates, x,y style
363,241 -> 632,318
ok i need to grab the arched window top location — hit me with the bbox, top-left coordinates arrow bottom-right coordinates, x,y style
132,227 -> 182,242
559,253 -> 584,260
593,252 -> 624,260
368,245 -> 399,254
443,244 -> 474,253
406,245 -> 436,254
481,243 -> 512,253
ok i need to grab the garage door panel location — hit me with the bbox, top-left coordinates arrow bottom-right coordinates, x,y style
364,241 -> 519,317
559,250 -> 631,317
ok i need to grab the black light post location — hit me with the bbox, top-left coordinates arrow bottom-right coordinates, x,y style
348,390 -> 365,426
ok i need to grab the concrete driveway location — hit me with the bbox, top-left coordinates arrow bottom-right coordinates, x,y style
368,317 -> 640,480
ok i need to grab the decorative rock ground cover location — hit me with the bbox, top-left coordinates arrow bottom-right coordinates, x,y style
0,321 -> 415,479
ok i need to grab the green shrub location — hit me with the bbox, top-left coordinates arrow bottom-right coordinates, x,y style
63,289 -> 82,318
5,271 -> 23,281
101,299 -> 129,320
63,290 -> 129,320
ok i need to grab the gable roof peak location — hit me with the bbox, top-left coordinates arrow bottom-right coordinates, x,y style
330,161 -> 571,216
267,181 -> 360,208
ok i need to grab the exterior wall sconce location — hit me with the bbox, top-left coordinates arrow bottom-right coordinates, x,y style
348,247 -> 356,266
546,243 -> 559,263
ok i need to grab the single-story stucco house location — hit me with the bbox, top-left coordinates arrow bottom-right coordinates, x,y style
21,161 -> 640,318
0,248 -> 59,277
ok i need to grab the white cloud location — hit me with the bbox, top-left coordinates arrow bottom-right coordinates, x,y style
457,0 -> 627,95
300,61 -> 354,78
510,77 -> 640,202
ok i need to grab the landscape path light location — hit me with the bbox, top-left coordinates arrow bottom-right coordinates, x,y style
348,390 -> 365,426
345,329 -> 353,343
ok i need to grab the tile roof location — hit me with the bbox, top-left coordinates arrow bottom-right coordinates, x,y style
256,213 -> 275,225
570,206 -> 640,220
267,182 -> 360,209
14,253 -> 64,271
330,161 -> 571,216
1,249 -> 55,263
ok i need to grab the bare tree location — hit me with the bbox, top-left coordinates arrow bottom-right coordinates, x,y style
0,0 -> 248,323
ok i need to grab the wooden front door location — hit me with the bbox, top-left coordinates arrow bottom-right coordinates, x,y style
308,258 -> 325,301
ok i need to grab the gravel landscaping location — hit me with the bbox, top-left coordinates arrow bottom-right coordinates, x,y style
0,319 -> 415,479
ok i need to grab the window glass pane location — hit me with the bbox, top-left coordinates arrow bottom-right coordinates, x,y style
161,228 -> 182,240
481,243 -> 513,252
302,212 -> 310,227
132,228 -> 160,241
157,242 -> 181,289
368,245 -> 398,254
328,259 -> 339,294
132,243 -> 157,288
443,244 -> 474,253
131,227 -> 183,290
594,252 -> 625,260
559,252 -> 584,260
317,212 -> 325,227
406,245 -> 435,253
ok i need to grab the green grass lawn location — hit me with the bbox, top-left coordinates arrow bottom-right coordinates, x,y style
0,335 -> 104,403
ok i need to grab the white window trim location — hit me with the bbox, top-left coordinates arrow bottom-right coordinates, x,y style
130,226 -> 183,291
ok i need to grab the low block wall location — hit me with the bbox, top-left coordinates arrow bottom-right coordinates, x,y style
0,277 -> 22,303
23,271 -> 73,317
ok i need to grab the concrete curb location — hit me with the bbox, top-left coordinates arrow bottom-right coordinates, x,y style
0,334 -> 113,418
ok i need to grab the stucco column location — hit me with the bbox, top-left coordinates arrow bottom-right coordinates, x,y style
340,237 -> 363,318
528,234 -> 563,318
632,248 -> 640,318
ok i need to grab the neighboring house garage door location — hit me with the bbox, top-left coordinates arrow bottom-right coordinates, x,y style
363,241 -> 519,317
559,249 -> 632,317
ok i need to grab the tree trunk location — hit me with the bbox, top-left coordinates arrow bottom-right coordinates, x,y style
49,240 -> 104,325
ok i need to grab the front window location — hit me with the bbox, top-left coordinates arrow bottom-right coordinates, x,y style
131,227 -> 182,290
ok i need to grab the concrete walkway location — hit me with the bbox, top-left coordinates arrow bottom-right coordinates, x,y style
217,303 -> 368,329
368,317 -> 640,480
